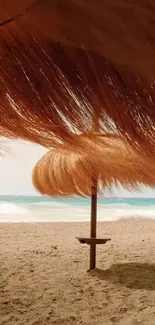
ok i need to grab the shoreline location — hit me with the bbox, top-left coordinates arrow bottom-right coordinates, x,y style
0,217 -> 155,223
1,199 -> 155,222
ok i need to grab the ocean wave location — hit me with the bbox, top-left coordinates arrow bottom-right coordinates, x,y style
98,207 -> 155,221
98,203 -> 131,208
28,201 -> 70,208
0,201 -> 155,222
0,203 -> 28,215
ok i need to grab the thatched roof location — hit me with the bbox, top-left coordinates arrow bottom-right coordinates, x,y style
2,0 -> 155,78
32,134 -> 155,197
0,2 -> 155,155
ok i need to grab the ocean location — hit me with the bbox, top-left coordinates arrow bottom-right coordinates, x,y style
0,196 -> 155,222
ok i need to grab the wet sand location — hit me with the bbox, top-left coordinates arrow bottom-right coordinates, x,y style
0,220 -> 155,325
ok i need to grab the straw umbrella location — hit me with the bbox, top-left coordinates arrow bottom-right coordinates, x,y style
1,0 -> 155,80
0,19 -> 155,156
32,134 -> 155,270
0,3 -> 155,157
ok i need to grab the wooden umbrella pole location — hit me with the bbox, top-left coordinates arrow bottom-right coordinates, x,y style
89,103 -> 99,271
89,174 -> 97,270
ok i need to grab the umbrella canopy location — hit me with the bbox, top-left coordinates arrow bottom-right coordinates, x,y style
0,15 -> 155,155
1,0 -> 155,79
32,134 -> 155,197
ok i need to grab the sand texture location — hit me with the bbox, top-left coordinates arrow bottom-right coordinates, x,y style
0,220 -> 155,325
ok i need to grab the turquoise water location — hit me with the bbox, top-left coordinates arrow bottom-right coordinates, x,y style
0,196 -> 155,222
0,196 -> 155,206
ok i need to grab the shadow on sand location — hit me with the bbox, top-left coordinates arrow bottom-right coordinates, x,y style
90,263 -> 155,290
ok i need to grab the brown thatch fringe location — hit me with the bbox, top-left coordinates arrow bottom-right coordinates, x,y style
32,134 -> 155,197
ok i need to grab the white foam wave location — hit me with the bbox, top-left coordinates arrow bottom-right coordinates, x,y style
30,202 -> 69,208
99,207 -> 155,221
0,202 -> 155,222
0,203 -> 28,215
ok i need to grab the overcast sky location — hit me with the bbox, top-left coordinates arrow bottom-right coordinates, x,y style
0,139 -> 154,197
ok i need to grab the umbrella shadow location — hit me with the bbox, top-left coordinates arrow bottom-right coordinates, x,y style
90,263 -> 155,290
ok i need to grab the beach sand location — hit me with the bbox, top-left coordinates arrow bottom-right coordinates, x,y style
1,220 -> 155,325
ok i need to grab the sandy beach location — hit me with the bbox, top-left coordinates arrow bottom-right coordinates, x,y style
1,220 -> 155,325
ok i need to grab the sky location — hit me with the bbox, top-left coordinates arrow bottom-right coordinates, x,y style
0,138 -> 155,197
